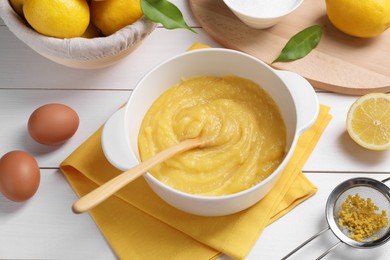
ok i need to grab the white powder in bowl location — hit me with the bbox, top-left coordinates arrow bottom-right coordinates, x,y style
226,0 -> 299,17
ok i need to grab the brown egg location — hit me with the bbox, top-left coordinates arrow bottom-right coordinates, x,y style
28,103 -> 79,145
0,150 -> 40,202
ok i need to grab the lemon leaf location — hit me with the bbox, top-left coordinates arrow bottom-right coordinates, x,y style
272,25 -> 323,63
141,0 -> 197,33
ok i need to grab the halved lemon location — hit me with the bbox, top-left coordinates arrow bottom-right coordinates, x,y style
346,93 -> 390,150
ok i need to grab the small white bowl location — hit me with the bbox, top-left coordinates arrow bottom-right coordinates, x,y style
223,0 -> 304,29
0,1 -> 156,69
101,48 -> 319,216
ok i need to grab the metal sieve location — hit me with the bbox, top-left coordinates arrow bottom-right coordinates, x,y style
282,177 -> 390,260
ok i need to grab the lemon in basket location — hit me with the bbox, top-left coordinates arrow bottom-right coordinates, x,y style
346,93 -> 390,150
23,0 -> 90,38
326,0 -> 390,38
9,0 -> 25,17
90,0 -> 143,36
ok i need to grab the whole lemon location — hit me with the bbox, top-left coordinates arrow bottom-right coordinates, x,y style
90,0 -> 143,36
81,20 -> 103,38
326,0 -> 390,38
23,0 -> 90,38
10,0 -> 25,17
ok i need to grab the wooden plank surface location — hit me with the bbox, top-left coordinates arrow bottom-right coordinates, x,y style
0,1 -> 390,259
189,0 -> 390,95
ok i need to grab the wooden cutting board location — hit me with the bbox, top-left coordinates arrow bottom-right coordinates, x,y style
189,0 -> 390,95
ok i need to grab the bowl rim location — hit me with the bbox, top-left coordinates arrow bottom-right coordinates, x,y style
124,48 -> 299,201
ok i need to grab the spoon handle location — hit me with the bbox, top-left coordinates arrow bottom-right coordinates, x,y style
72,138 -> 202,214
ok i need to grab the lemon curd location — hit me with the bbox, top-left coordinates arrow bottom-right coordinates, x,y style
138,75 -> 287,196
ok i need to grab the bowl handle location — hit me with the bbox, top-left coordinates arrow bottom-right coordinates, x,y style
275,70 -> 319,134
101,107 -> 136,171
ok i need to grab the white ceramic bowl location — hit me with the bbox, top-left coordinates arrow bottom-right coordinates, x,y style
0,1 -> 156,69
223,0 -> 304,29
102,48 -> 319,216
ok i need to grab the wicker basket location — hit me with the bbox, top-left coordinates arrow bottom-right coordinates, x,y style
0,1 -> 156,69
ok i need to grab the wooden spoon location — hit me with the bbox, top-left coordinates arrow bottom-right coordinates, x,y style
72,138 -> 204,214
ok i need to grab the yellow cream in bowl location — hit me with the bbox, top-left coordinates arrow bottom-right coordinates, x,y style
138,75 -> 286,196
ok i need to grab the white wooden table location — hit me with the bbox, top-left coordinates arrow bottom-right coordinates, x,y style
1,2 -> 389,259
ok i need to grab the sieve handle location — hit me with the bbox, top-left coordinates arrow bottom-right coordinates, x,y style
281,227 -> 330,259
316,241 -> 342,260
382,177 -> 390,183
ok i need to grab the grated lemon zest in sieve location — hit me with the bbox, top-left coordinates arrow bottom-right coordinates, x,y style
338,193 -> 389,242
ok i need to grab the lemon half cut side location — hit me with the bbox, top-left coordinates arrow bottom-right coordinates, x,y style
346,93 -> 390,151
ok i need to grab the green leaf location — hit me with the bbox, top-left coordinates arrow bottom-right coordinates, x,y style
141,0 -> 197,33
272,25 -> 323,63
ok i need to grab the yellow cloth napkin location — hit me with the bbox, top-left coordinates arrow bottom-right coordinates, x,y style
60,45 -> 332,259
